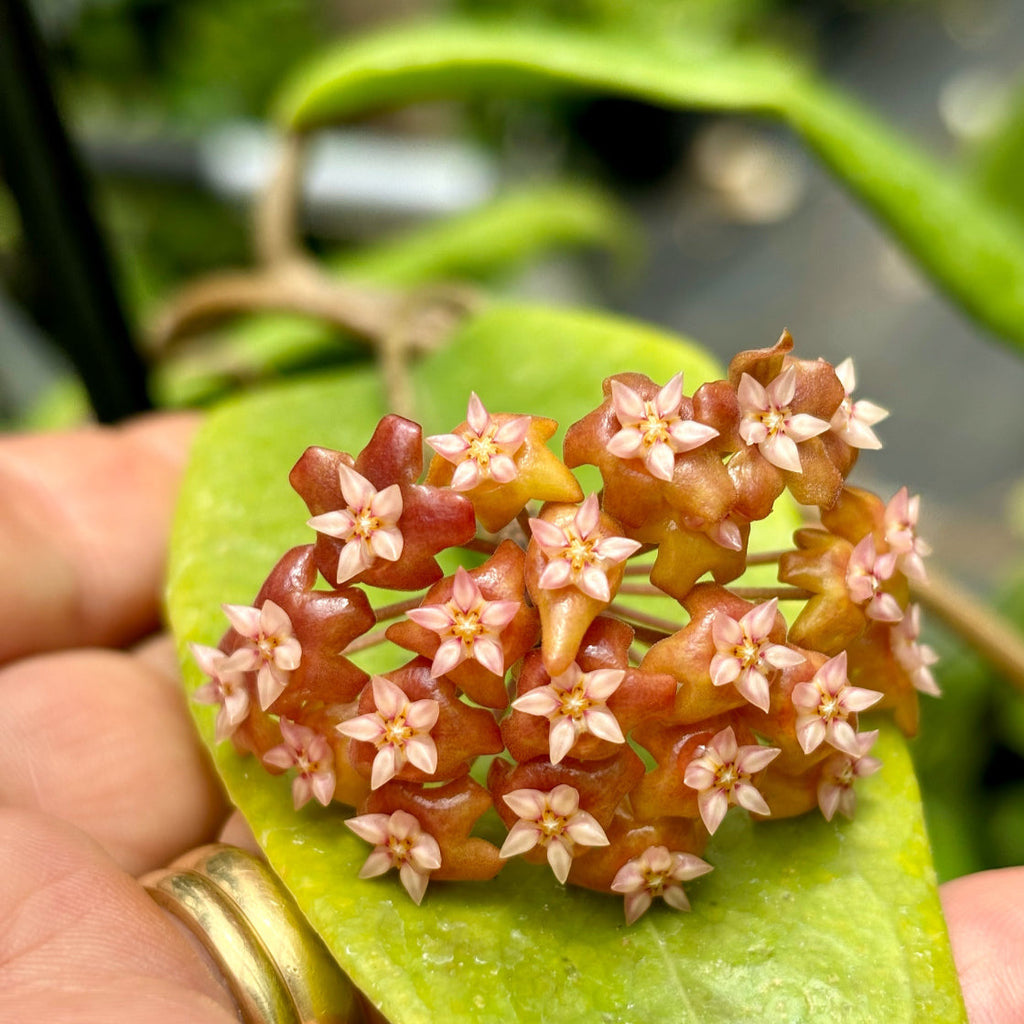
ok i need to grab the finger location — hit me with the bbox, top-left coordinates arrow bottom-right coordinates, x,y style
0,808 -> 238,1024
0,639 -> 227,875
0,412 -> 199,664
941,866 -> 1024,1023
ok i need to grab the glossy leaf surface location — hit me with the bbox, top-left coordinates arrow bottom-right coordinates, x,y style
168,302 -> 964,1022
275,20 -> 1024,351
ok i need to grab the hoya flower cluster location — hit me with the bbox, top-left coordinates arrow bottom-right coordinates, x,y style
192,331 -> 938,925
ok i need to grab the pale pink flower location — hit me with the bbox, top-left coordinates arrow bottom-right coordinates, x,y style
709,599 -> 806,712
262,719 -> 335,810
337,676 -> 439,789
405,567 -> 520,678
845,535 -> 903,623
190,644 -> 253,741
737,367 -> 830,474
425,393 -> 530,491
610,845 -> 713,925
346,809 -> 442,905
817,730 -> 882,822
883,487 -> 931,583
511,663 -> 626,764
499,784 -> 609,884
221,599 -> 302,710
791,652 -> 883,756
829,358 -> 888,450
683,726 -> 780,835
529,495 -> 641,602
605,373 -> 719,482
307,462 -> 403,585
891,605 -> 941,697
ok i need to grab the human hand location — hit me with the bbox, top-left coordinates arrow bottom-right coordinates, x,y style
0,415 -> 1021,1024
0,414 -> 238,1023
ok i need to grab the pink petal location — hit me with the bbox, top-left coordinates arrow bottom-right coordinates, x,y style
610,861 -> 646,894
549,717 -> 578,764
337,713 -> 385,743
466,392 -> 489,435
764,645 -> 805,670
337,462 -> 375,510
828,721 -> 862,757
790,681 -> 818,711
760,432 -> 803,474
502,788 -> 548,820
262,746 -> 296,771
307,509 -> 355,540
369,526 -> 403,562
274,637 -> 302,672
371,483 -> 403,523
405,735 -> 439,775
712,726 -> 738,762
594,536 -> 643,564
743,599 -> 778,641
710,653 -> 742,687
655,373 -> 684,416
623,890 -> 653,925
784,413 -> 829,444
584,669 -> 625,701
371,676 -> 408,719
818,782 -> 842,822
711,518 -> 743,551
737,373 -> 767,415
222,604 -> 261,639
472,637 -> 505,677
512,687 -> 562,718
450,459 -> 482,491
565,811 -> 609,848
646,441 -> 675,482
575,495 -> 601,538
606,428 -> 644,460
548,786 -> 581,818
406,604 -> 453,633
499,819 -> 541,858
358,849 -> 395,879
546,840 -> 574,884
733,781 -> 771,816
766,366 -> 796,407
399,864 -> 430,905
736,745 -> 780,774
259,599 -> 293,638
425,432 -> 469,462
452,567 -> 479,612
835,358 -> 856,394
430,638 -> 467,678
684,761 -> 716,790
842,686 -> 884,713
662,886 -> 692,913
584,706 -> 625,744
291,776 -> 313,810
256,666 -> 287,710
838,414 -> 884,450
489,453 -> 518,484
479,599 -> 520,629
335,538 -> 371,585
370,745 -> 399,789
868,592 -> 904,623
739,419 -> 768,447
668,420 -> 719,452
494,416 -> 531,448
711,612 -> 745,649
538,560 -> 573,590
405,698 -> 440,731
345,813 -> 391,845
409,833 -> 442,872
698,789 -> 729,835
311,771 -> 335,807
579,566 -> 611,602
735,669 -> 770,713
529,517 -> 568,551
797,716 -> 826,754
610,379 -> 646,425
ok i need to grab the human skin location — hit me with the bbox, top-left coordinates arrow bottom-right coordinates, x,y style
0,415 -> 1019,1023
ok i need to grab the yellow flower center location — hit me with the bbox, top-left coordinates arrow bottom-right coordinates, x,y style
466,429 -> 500,467
382,714 -> 412,748
564,533 -> 597,571
449,608 -> 483,645
559,684 -> 591,721
641,404 -> 671,447
539,809 -> 568,839
353,508 -> 382,539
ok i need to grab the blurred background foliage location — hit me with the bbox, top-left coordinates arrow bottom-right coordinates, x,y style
3,0 -> 1024,884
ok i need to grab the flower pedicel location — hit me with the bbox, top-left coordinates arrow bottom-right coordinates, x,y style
193,330 -> 939,925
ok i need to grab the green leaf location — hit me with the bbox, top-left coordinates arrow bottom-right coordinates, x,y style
167,302 -> 964,1023
274,19 -> 1024,351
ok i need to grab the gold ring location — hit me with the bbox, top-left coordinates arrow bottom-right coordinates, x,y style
141,844 -> 362,1024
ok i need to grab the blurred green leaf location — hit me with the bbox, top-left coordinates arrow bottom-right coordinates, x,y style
275,19 -> 1024,351
168,302 -> 963,1023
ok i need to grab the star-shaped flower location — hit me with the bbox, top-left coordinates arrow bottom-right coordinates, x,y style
190,644 -> 253,741
261,718 -> 335,810
683,726 -> 780,834
829,358 -> 889,450
891,604 -> 941,697
337,675 -> 440,790
737,366 -> 831,474
817,730 -> 881,822
529,494 -> 641,602
498,784 -> 609,884
883,487 -> 931,583
511,662 -> 626,764
345,808 -> 442,905
709,598 -> 806,712
605,373 -> 719,482
306,462 -> 404,585
405,566 -> 520,678
426,392 -> 531,491
845,534 -> 903,623
791,651 -> 883,755
610,845 -> 714,925
221,599 -> 301,710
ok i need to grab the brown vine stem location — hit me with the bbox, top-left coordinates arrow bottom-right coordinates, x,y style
342,627 -> 391,655
912,568 -> 1024,694
254,133 -> 305,268
373,593 -> 429,624
609,602 -> 676,637
728,586 -> 813,601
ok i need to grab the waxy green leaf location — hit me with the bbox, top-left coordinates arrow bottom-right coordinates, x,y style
168,302 -> 965,1023
275,19 -> 1024,352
